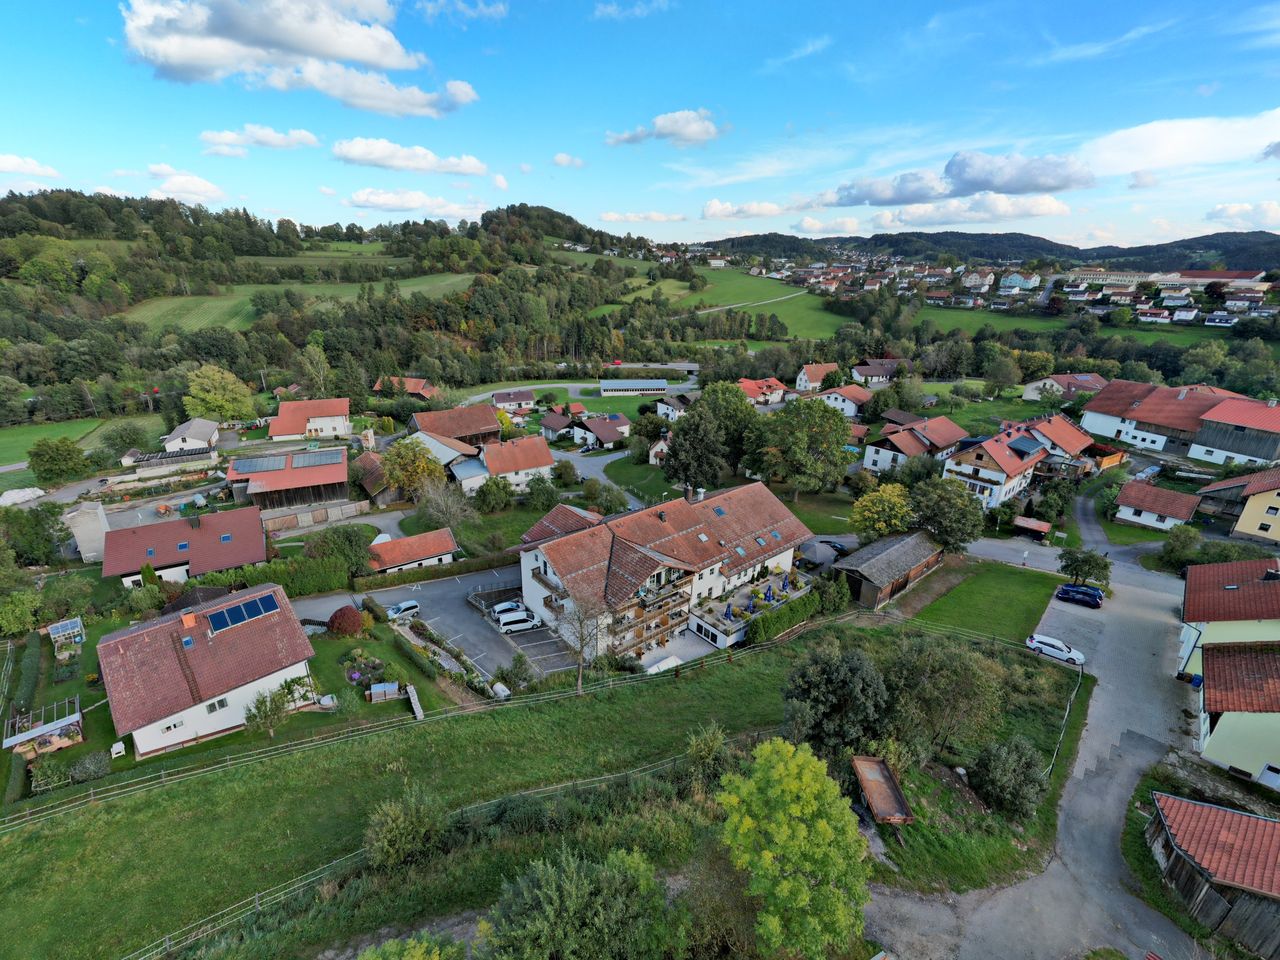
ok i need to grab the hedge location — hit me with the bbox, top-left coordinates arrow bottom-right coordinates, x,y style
392,633 -> 439,680
354,555 -> 517,592
743,591 -> 821,646
193,555 -> 349,598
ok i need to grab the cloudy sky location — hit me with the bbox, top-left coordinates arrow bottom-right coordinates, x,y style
4,0 -> 1280,246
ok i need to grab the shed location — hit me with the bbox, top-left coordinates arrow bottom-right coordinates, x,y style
851,756 -> 915,825
1013,515 -> 1052,541
1145,792 -> 1280,960
366,681 -> 401,704
833,531 -> 943,610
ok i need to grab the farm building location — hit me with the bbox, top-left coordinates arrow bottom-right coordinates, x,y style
411,405 -> 501,447
833,532 -> 943,610
226,448 -> 350,510
162,418 -> 220,452
1115,481 -> 1201,531
598,379 -> 668,397
1199,467 -> 1280,546
373,375 -> 440,402
1145,793 -> 1280,960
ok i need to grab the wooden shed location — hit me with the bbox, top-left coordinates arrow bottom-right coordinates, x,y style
1145,792 -> 1280,960
833,531 -> 943,610
851,756 -> 914,825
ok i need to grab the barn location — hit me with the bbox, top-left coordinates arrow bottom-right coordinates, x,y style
833,531 -> 943,610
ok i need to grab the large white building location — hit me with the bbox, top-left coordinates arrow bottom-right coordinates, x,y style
98,584 -> 314,757
942,429 -> 1047,508
162,418 -> 220,453
268,398 -> 352,441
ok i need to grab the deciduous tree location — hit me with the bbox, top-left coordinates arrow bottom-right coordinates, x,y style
783,640 -> 888,765
27,436 -> 89,487
416,479 -> 477,532
243,685 -> 294,740
183,364 -> 254,423
748,399 -> 853,500
381,439 -> 445,500
475,476 -> 515,514
850,482 -> 913,539
910,476 -> 983,553
697,380 -> 757,473
662,404 -> 727,492
1059,547 -> 1111,586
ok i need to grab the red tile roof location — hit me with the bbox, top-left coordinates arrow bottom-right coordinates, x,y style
1018,414 -> 1093,456
1202,643 -> 1280,714
912,416 -> 968,451
737,377 -> 786,400
373,376 -> 440,400
268,398 -> 350,438
879,430 -> 927,457
552,402 -> 587,417
1116,481 -> 1201,522
1201,398 -> 1280,434
354,451 -> 386,496
1199,467 -> 1280,499
368,528 -> 457,571
226,448 -> 349,494
1038,373 -> 1109,400
799,362 -> 839,387
1153,793 -> 1280,900
412,405 -> 501,440
99,584 -> 313,735
102,507 -> 266,577
966,429 -> 1047,478
482,435 -> 554,476
521,503 -> 603,544
1177,270 -> 1265,281
820,384 -> 873,405
1084,381 -> 1243,432
1183,558 -> 1280,623
848,423 -> 870,441
1083,379 -> 1159,417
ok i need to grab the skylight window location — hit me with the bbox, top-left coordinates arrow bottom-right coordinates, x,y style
735,546 -> 746,556
755,537 -> 766,546
697,533 -> 708,542
713,506 -> 726,516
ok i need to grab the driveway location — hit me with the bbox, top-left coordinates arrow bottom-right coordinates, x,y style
505,627 -> 577,675
866,546 -> 1196,959
551,448 -> 642,508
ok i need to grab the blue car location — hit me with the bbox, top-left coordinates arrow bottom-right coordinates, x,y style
1056,586 -> 1102,609
1064,583 -> 1105,600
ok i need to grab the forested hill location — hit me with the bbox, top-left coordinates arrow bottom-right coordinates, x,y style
706,229 -> 1280,270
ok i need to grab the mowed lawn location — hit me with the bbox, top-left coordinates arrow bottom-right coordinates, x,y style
76,414 -> 167,451
915,561 -> 1061,640
0,642 -> 802,960
0,418 -> 102,465
121,272 -> 476,331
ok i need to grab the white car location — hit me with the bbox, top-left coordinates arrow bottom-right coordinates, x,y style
1026,634 -> 1085,666
386,600 -> 420,621
489,600 -> 524,620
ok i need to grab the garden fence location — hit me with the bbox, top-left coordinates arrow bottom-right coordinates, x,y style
0,640 -> 13,716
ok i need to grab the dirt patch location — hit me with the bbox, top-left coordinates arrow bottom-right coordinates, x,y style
888,555 -> 970,619
435,675 -> 482,707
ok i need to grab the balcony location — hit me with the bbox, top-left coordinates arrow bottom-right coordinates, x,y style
531,567 -> 567,600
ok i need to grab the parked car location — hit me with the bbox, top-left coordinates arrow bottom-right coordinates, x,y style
496,611 -> 543,634
1026,634 -> 1086,665
1056,586 -> 1102,609
489,600 -> 524,620
1064,583 -> 1105,601
610,359 -> 623,366
820,540 -> 852,558
386,600 -> 420,620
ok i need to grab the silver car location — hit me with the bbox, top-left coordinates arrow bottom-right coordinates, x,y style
489,600 -> 524,620
1026,633 -> 1085,666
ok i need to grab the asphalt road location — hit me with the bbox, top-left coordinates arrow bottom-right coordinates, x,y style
551,447 -> 642,508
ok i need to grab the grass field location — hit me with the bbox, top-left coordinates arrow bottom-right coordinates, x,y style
1099,514 -> 1170,545
604,457 -> 681,504
399,503 -> 547,555
0,418 -> 103,465
915,561 -> 1061,640
120,272 -> 476,332
0,468 -> 39,492
76,413 -> 167,452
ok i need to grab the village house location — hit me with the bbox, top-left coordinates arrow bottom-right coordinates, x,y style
1198,468 -> 1280,546
574,413 -> 631,449
816,383 -> 873,419
268,398 -> 351,441
162,418 -> 220,453
492,389 -> 536,412
226,448 -> 350,510
942,429 -> 1047,508
1179,558 -> 1280,683
796,362 -> 839,393
999,271 -> 1041,292
833,531 -> 944,609
1081,380 -> 1243,457
648,436 -> 670,465
470,435 -> 554,494
1010,414 -> 1095,474
737,377 -> 787,406
540,411 -> 575,442
1197,639 -> 1280,789
850,358 -> 910,385
98,584 -> 313,757
102,506 -> 266,588
405,430 -> 478,469
1021,372 -> 1109,403
412,405 -> 502,447
1174,308 -> 1201,324
656,394 -> 694,421
863,416 -> 968,474
519,503 -> 603,546
1190,398 -> 1280,466
1138,308 -> 1172,324
368,528 -> 457,574
551,401 -> 587,418
1114,481 -> 1201,531
518,484 -> 811,654
373,376 -> 440,402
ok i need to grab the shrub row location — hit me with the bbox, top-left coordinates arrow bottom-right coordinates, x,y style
353,555 -> 517,592
743,590 -> 821,646
392,633 -> 439,681
194,555 -> 349,597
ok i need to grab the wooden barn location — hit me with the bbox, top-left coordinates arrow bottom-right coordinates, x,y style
833,531 -> 943,610
1145,792 -> 1280,960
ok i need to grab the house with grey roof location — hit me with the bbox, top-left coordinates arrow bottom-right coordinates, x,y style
833,531 -> 943,609
163,418 -> 220,453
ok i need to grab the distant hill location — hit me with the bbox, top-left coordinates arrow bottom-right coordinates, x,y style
705,229 -> 1280,271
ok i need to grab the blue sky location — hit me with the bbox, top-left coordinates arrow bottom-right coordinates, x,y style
4,0 -> 1280,246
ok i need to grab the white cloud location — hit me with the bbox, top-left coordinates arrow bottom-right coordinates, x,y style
200,123 -> 319,156
600,211 -> 686,223
1033,20 -> 1174,64
701,199 -> 785,220
419,0 -> 507,21
762,35 -> 831,72
493,173 -> 508,190
332,137 -> 486,174
0,154 -> 59,177
871,193 -> 1070,229
792,215 -> 861,235
607,108 -> 722,147
553,152 -> 584,168
593,0 -> 669,20
121,0 -> 479,117
519,162 -> 533,174
318,185 -> 337,195
345,187 -> 482,218
833,151 -> 1092,206
146,163 -> 225,204
1128,170 -> 1159,189
1205,201 -> 1280,229
1079,107 -> 1280,175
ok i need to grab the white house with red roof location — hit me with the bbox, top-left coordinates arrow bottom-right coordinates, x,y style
102,507 -> 266,588
864,416 -> 968,474
737,377 -> 786,405
473,435 -> 554,493
368,528 -> 457,573
816,383 -> 873,419
98,584 -> 314,757
1115,481 -> 1201,531
796,362 -> 839,393
1191,398 -> 1280,466
268,398 -> 351,441
942,429 -> 1047,508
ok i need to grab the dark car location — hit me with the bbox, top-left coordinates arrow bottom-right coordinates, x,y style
1064,583 -> 1105,600
820,540 -> 852,557
1056,586 -> 1102,609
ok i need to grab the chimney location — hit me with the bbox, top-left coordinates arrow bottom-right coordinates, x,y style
1269,399 -> 1278,408
188,514 -> 201,528
181,613 -> 197,629
695,487 -> 706,502
658,510 -> 667,523
684,483 -> 694,503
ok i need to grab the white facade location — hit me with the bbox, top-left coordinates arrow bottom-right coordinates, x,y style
121,563 -> 190,589
1115,504 -> 1184,531
490,463 -> 553,493
1187,444 -> 1271,467
648,438 -> 669,465
131,661 -> 310,757
863,444 -> 906,474
164,427 -> 219,453
818,392 -> 864,419
1080,410 -> 1169,451
377,552 -> 454,574
656,399 -> 686,421
272,414 -> 351,442
941,460 -> 1034,509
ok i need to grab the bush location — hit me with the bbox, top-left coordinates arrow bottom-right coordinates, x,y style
392,634 -> 439,680
811,573 -> 851,614
594,651 -> 644,674
525,474 -> 559,512
328,605 -> 363,636
363,596 -> 388,623
194,554 -> 349,596
306,526 -> 376,578
356,933 -> 463,960
744,590 -> 821,645
970,735 -> 1047,821
551,459 -> 579,486
12,636 -> 41,711
474,476 -> 514,514
492,651 -> 533,690
686,722 -> 728,790
29,755 -> 69,793
124,583 -> 164,617
365,785 -> 443,869
354,554 -> 516,591
68,751 -> 111,784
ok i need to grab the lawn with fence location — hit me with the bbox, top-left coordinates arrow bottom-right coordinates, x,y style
914,560 -> 1062,641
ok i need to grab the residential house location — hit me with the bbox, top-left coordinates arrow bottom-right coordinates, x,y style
833,531 -> 943,609
1022,372 -> 1109,403
999,271 -> 1041,292
163,418 -> 219,453
1179,558 -> 1280,679
354,450 -> 400,507
656,394 -> 694,422
942,430 -> 1047,508
851,358 -> 909,385
648,436 -> 670,466
519,503 -> 603,546
492,389 -> 536,412
368,528 -> 457,574
551,401 -> 587,418
373,376 -> 440,402
707,256 -> 728,269
1162,294 -> 1193,308
574,413 -> 631,449
882,408 -> 923,427
272,383 -> 301,400
473,435 -> 554,493
406,430 -> 478,469
1199,468 -> 1280,545
737,377 -> 786,405
817,383 -> 873,419
864,416 -> 968,473
1012,414 -> 1095,473
1081,380 -> 1243,456
1206,312 -> 1239,327
962,271 -> 994,292
1114,481 -> 1201,531
924,289 -> 951,305
1198,643 -> 1280,790
1191,398 -> 1280,466
1145,793 -> 1280,955
1138,309 -> 1172,324
98,584 -> 313,757
412,405 -> 502,447
226,448 -> 349,509
599,379 -> 667,397
1174,309 -> 1201,324
540,411 -> 575,442
102,506 -> 266,588
1227,294 -> 1266,312
518,483 -> 811,653
268,399 -> 351,441
796,362 -> 839,393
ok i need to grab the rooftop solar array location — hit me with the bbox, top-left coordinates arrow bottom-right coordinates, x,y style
206,591 -> 281,633
291,449 -> 344,468
232,455 -> 286,474
48,617 -> 84,639
1009,436 -> 1044,456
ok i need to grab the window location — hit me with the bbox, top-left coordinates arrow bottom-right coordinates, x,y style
735,546 -> 746,557
177,541 -> 189,552
713,506 -> 726,517
755,536 -> 766,546
145,547 -> 155,558
1267,506 -> 1279,516
181,636 -> 194,649
1261,523 -> 1273,533
697,533 -> 708,542
206,697 -> 229,714
1156,515 -> 1167,523
161,719 -> 184,733
1132,509 -> 1144,517
220,533 -> 233,543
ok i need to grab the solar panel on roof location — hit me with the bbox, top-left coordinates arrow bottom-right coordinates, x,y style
240,597 -> 262,619
291,449 -> 344,468
226,604 -> 247,626
258,593 -> 280,613
208,610 -> 230,631
233,456 -> 287,474
713,506 -> 726,516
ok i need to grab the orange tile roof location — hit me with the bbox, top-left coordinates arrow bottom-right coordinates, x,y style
1153,793 -> 1280,900
880,431 -> 927,457
1084,380 -> 1243,433
368,528 -> 457,571
1202,398 -> 1280,434
373,376 -> 440,400
1183,558 -> 1280,622
268,398 -> 349,437
799,362 -> 839,386
970,430 -> 1047,478
1116,481 -> 1201,521
412,404 -> 500,440
1202,643 -> 1280,714
1020,414 -> 1093,457
354,451 -> 386,495
820,383 -> 873,405
521,503 -> 603,544
482,435 -> 554,476
1199,467 -> 1280,498
737,377 -> 786,400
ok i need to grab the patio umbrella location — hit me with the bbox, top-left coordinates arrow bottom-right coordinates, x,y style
782,574 -> 790,592
764,584 -> 774,602
747,597 -> 755,613
724,604 -> 733,620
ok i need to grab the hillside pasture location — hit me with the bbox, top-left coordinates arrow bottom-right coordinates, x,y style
0,418 -> 103,465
